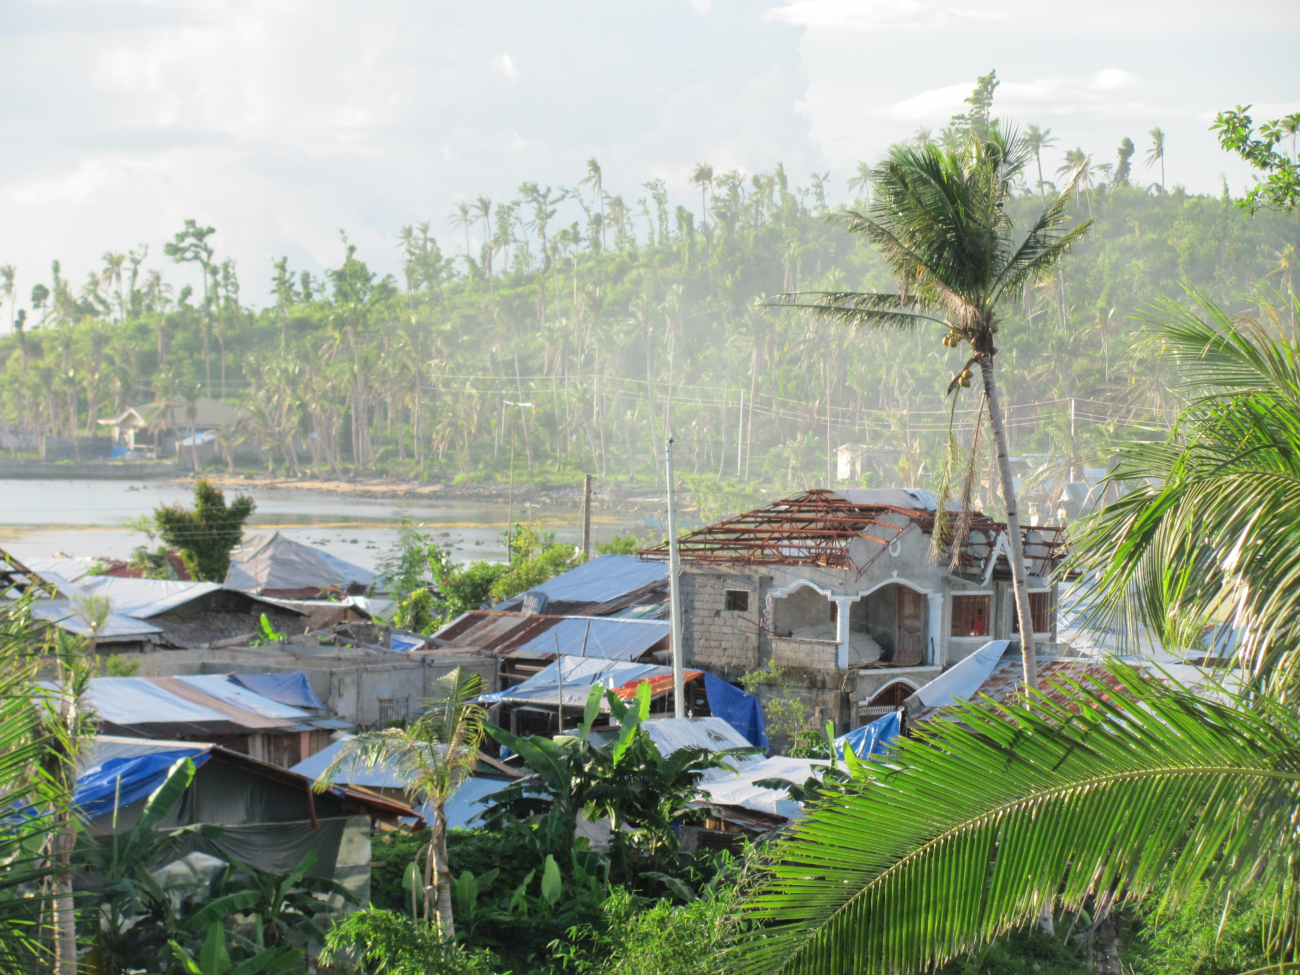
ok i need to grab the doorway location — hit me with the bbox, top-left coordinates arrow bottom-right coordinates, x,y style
895,587 -> 926,665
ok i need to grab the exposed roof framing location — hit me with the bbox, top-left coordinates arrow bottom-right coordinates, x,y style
639,489 -> 1066,577
0,547 -> 54,602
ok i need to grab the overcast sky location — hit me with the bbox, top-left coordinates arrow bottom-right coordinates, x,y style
2,0 -> 1297,307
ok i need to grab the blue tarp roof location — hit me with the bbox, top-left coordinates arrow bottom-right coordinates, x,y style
508,616 -> 669,661
73,748 -> 211,821
230,672 -> 324,710
500,555 -> 667,608
835,710 -> 901,759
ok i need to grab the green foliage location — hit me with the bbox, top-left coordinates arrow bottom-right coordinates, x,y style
375,518 -> 433,597
739,663 -> 809,752
593,534 -> 645,556
169,922 -> 301,975
1135,885 -> 1276,975
429,549 -> 509,619
1069,294 -> 1300,680
129,543 -> 180,579
491,522 -> 582,603
1214,105 -> 1300,212
319,908 -> 499,975
248,613 -> 285,647
101,654 -> 140,677
732,663 -> 1300,975
393,588 -> 439,633
150,478 -> 255,581
372,829 -> 535,915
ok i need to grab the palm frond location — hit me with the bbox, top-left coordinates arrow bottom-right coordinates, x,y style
991,170 -> 1093,302
734,664 -> 1300,975
765,291 -> 947,331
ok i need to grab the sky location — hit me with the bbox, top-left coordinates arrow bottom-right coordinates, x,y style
1,0 -> 1297,307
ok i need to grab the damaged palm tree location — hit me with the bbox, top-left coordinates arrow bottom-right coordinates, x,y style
770,125 -> 1091,684
315,667 -> 485,937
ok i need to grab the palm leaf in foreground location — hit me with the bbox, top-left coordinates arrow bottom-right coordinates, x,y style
734,663 -> 1300,975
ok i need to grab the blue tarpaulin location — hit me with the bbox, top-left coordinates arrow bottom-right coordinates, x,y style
72,749 -> 210,822
702,673 -> 768,751
835,710 -> 901,759
230,672 -> 324,710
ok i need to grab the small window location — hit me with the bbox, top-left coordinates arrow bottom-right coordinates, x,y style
1011,591 -> 1053,634
951,594 -> 990,637
724,590 -> 750,612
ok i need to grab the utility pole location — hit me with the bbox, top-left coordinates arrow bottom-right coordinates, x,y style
1069,398 -> 1076,483
666,437 -> 685,719
503,400 -> 533,561
736,391 -> 744,479
581,474 -> 594,558
826,360 -> 833,486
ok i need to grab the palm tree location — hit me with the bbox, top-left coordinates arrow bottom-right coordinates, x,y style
1146,126 -> 1166,192
846,162 -> 872,204
0,266 -> 14,335
691,162 -> 715,234
473,196 -> 493,278
315,667 -> 486,937
1058,148 -> 1096,216
1024,124 -> 1058,199
733,662 -> 1300,975
1072,295 -> 1300,685
769,130 -> 1092,684
448,201 -> 474,269
580,158 -> 605,250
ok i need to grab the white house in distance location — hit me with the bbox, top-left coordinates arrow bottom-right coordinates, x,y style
640,488 -> 1065,733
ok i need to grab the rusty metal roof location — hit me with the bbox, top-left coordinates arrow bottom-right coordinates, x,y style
639,489 -> 1065,576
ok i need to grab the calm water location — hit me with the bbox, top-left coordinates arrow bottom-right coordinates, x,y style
0,479 -> 636,571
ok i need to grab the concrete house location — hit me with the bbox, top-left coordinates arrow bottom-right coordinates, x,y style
640,488 -> 1066,733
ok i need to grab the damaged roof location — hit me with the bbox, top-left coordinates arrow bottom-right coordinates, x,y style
639,488 -> 1065,577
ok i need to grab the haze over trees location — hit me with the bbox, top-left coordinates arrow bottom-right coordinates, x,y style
0,97 -> 1297,516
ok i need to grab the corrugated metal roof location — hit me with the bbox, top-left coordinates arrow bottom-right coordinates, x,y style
226,532 -> 374,593
290,737 -> 407,789
498,556 -> 667,608
76,577 -> 225,618
831,488 -> 954,510
23,557 -> 101,583
175,675 -> 312,721
83,677 -> 231,725
506,616 -> 668,661
28,601 -> 163,640
479,656 -> 690,709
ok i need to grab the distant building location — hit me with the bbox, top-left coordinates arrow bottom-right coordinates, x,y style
640,488 -> 1067,735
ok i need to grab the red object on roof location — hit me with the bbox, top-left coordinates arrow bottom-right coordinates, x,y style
614,670 -> 702,700
102,551 -> 192,580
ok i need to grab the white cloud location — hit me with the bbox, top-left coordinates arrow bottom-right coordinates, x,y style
490,53 -> 517,81
686,0 -> 713,13
882,71 -> 1166,122
764,0 -> 1003,32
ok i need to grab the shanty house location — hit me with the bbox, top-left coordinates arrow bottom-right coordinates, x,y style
640,488 -> 1066,733
81,674 -> 347,766
78,736 -> 417,906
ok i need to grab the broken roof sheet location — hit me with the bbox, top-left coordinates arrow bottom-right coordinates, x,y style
496,556 -> 668,610
225,532 -> 374,594
22,557 -> 101,583
173,675 -> 313,721
291,736 -> 406,789
695,755 -> 826,820
76,576 -> 224,618
639,488 -> 1066,574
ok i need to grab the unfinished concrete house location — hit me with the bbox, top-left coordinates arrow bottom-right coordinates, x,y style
640,488 -> 1066,733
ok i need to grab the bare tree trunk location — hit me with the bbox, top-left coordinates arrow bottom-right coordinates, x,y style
978,352 -> 1037,686
429,802 -> 454,937
53,815 -> 76,975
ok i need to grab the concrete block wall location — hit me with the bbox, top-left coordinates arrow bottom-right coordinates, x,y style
770,637 -> 837,671
681,569 -> 766,677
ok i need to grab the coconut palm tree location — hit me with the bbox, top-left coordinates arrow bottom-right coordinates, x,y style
580,158 -> 605,250
690,162 -> 714,235
1146,126 -> 1167,192
315,667 -> 486,937
0,266 -> 15,334
448,201 -> 475,269
769,129 -> 1092,684
1071,294 -> 1300,687
846,162 -> 872,204
733,661 -> 1300,975
1023,124 -> 1058,199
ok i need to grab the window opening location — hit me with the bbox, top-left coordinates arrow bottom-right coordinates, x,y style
724,589 -> 750,612
951,594 -> 990,637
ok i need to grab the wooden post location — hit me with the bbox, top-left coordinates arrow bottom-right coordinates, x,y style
666,437 -> 685,720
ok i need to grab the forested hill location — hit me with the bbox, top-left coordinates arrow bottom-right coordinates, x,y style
0,168 -> 1295,507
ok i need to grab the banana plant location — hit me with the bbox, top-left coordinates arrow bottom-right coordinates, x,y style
169,922 -> 300,975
